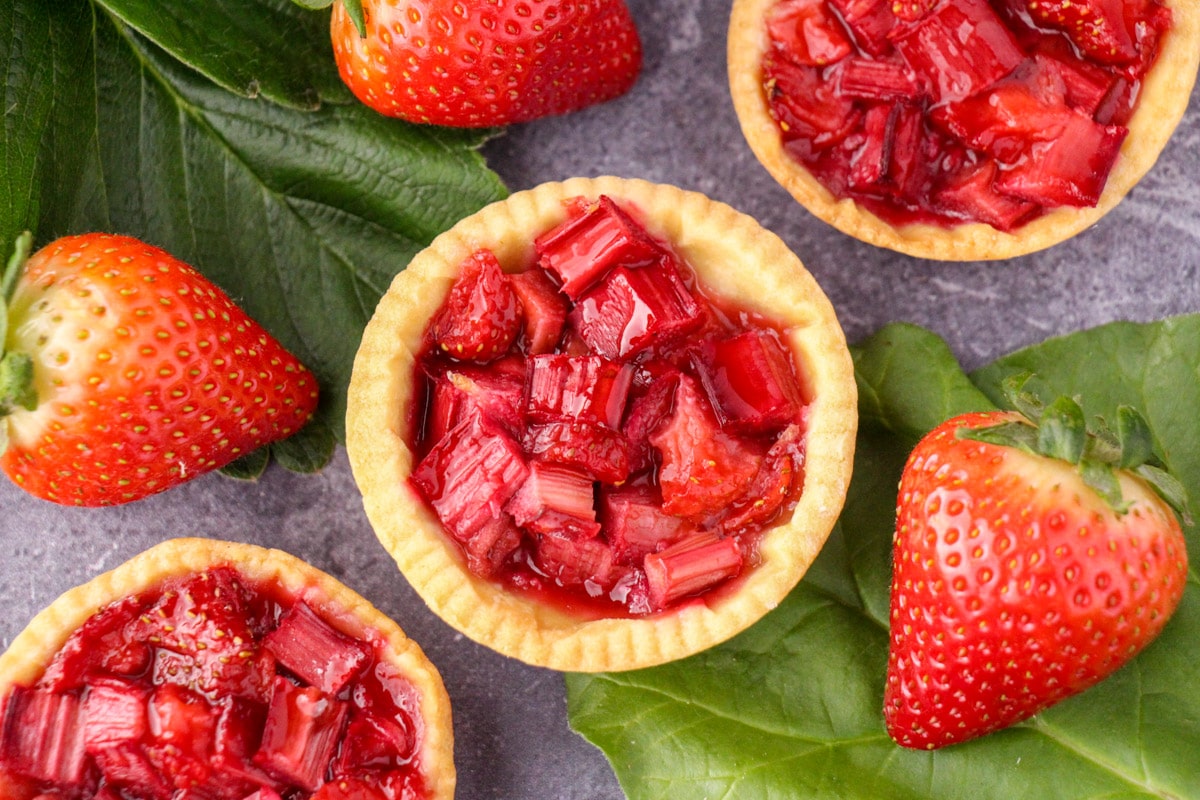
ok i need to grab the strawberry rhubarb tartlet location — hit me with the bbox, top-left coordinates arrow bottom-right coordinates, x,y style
346,177 -> 857,672
0,538 -> 454,800
728,0 -> 1200,259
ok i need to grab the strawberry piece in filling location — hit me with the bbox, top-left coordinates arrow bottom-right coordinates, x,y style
409,196 -> 811,617
762,0 -> 1172,230
0,568 -> 429,799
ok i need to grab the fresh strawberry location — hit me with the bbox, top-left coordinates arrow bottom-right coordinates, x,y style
885,388 -> 1189,749
329,0 -> 643,127
0,232 -> 319,506
428,249 -> 521,363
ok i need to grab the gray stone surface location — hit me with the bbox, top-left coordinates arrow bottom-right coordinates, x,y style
2,1 -> 1198,798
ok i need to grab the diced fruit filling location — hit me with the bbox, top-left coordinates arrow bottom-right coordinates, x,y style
762,0 -> 1172,230
409,196 -> 811,617
0,568 -> 427,800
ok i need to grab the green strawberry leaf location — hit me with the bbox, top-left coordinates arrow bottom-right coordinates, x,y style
219,448 -> 271,482
3,0 -> 507,466
92,0 -> 352,110
569,314 -> 1200,799
1036,395 -> 1087,464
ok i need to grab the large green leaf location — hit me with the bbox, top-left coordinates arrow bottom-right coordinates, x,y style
94,0 -> 352,109
4,0 -> 508,448
568,315 -> 1200,799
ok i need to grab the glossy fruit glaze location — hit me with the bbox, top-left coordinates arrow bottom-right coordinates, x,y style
408,195 -> 811,618
0,567 -> 426,800
762,0 -> 1172,230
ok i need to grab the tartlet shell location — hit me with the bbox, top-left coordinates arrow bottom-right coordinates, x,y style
346,176 -> 858,673
727,0 -> 1200,261
0,537 -> 455,800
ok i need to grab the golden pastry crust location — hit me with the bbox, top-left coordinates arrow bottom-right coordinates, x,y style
728,0 -> 1200,261
346,176 -> 857,672
0,537 -> 455,800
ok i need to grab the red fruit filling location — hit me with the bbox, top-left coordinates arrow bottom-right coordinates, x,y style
0,568 -> 427,800
409,196 -> 811,617
762,0 -> 1172,230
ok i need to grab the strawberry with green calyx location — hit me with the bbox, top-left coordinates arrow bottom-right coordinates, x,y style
329,0 -> 643,127
885,377 -> 1190,750
0,232 -> 320,506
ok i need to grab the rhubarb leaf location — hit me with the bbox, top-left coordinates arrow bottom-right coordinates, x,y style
568,314 -> 1200,799
4,0 -> 507,454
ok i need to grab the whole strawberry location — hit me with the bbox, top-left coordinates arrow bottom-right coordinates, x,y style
0,232 -> 319,506
884,385 -> 1189,749
329,0 -> 643,127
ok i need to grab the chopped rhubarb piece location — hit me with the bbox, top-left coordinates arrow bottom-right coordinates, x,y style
891,0 -> 1023,103
934,160 -> 1038,231
523,421 -> 632,484
505,461 -> 601,540
253,676 -> 348,791
602,485 -> 692,565
524,353 -> 633,429
264,602 -> 371,696
764,54 -> 862,150
651,376 -> 764,520
462,515 -> 523,577
847,103 -> 891,190
931,81 -> 1079,163
723,423 -> 806,534
82,676 -> 149,752
534,195 -> 663,299
535,533 -> 618,590
767,0 -> 854,66
993,115 -> 1128,207
644,532 -> 744,610
827,0 -> 895,55
835,57 -> 922,101
411,409 -> 530,543
429,249 -> 521,363
336,709 -> 413,773
510,269 -> 568,354
129,568 -> 275,702
691,329 -> 805,433
0,686 -> 86,785
569,258 -> 704,360
94,745 -> 173,800
884,101 -> 925,193
1033,52 -> 1114,117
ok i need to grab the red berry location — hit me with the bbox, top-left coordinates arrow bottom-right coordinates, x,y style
0,233 -> 319,506
330,0 -> 643,127
885,407 -> 1189,749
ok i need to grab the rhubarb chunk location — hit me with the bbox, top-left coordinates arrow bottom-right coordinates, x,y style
523,421 -> 632,484
264,601 -> 372,695
524,353 -> 633,429
505,461 -> 601,540
692,330 -> 805,433
602,485 -> 692,565
767,0 -> 854,66
569,258 -> 704,360
535,533 -> 618,590
82,676 -> 149,751
891,0 -> 1023,103
411,410 -> 530,542
644,532 -> 744,610
253,676 -> 348,791
0,686 -> 87,785
534,196 -> 663,299
510,269 -> 568,354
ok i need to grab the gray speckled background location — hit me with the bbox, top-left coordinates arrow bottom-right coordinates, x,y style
3,1 -> 1198,798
